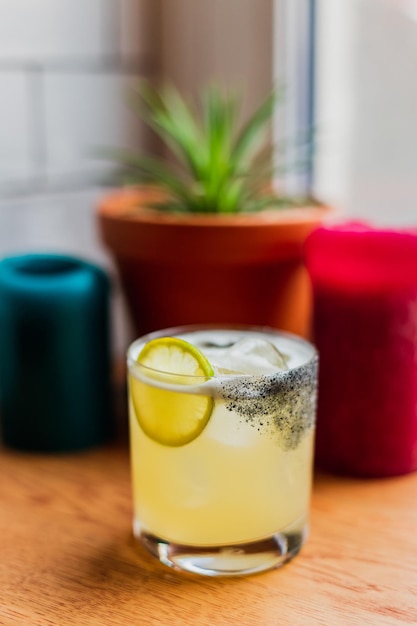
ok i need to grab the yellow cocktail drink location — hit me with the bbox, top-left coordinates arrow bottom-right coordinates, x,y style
128,327 -> 318,576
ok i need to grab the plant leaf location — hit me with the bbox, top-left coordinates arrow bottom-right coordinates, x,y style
231,87 -> 284,173
110,79 -> 311,214
137,83 -> 207,180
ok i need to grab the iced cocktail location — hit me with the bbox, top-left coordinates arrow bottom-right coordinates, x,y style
127,326 -> 318,576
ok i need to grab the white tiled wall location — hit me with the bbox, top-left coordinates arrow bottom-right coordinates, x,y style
0,72 -> 33,188
0,0 -> 104,60
0,0 -> 157,195
43,72 -> 146,186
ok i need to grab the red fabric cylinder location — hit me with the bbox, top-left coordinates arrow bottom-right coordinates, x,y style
305,222 -> 417,477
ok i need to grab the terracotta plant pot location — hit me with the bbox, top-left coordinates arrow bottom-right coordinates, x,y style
97,187 -> 332,339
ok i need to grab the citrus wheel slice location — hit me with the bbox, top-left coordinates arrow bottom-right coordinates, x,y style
129,337 -> 214,446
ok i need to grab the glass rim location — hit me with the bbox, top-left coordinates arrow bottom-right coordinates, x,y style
127,324 -> 318,381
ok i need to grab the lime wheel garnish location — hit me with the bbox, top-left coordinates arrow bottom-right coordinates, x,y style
129,337 -> 214,446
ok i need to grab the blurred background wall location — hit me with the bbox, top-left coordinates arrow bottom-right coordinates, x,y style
313,0 -> 417,225
0,0 -> 416,353
0,0 -> 159,195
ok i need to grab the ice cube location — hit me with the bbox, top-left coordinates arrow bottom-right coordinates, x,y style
204,337 -> 289,375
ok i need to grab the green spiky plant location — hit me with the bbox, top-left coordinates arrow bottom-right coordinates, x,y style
115,81 -> 309,214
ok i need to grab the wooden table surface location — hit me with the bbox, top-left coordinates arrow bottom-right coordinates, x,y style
1,442 -> 417,626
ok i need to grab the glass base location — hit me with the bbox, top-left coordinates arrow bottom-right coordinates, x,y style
134,522 -> 307,577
